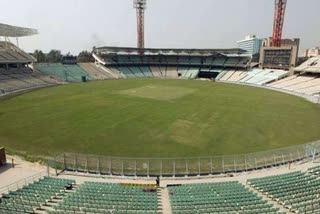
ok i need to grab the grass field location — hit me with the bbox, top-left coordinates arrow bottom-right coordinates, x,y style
1,79 -> 320,158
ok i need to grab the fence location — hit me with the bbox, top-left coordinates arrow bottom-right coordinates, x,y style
0,170 -> 48,196
50,140 -> 320,177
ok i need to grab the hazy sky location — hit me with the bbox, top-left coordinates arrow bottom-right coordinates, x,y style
1,0 -> 319,54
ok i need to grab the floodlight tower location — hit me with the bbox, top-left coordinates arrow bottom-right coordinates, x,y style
133,0 -> 147,50
271,0 -> 287,47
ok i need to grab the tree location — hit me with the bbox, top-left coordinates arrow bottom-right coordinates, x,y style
77,51 -> 94,62
32,50 -> 46,63
46,50 -> 62,63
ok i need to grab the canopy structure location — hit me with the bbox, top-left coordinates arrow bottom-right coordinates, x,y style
95,46 -> 247,56
0,23 -> 38,38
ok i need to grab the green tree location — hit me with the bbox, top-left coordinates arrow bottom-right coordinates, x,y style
77,51 -> 94,62
33,50 -> 46,63
46,50 -> 62,63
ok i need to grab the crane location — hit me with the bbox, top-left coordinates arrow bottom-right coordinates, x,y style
271,0 -> 287,47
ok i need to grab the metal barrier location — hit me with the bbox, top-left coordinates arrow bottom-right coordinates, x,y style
51,140 -> 320,177
0,170 -> 48,196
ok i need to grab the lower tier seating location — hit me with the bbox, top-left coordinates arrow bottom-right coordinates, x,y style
34,63 -> 93,82
53,181 -> 160,214
248,171 -> 320,214
78,63 -> 117,80
308,165 -> 320,176
0,177 -> 74,214
0,68 -> 59,95
168,181 -> 284,214
268,75 -> 320,95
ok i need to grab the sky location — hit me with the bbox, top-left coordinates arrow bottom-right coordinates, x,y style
1,0 -> 319,55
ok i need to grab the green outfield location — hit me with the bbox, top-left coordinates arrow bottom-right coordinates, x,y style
1,79 -> 320,158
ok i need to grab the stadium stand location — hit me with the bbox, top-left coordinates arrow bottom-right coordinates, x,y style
78,63 -> 116,80
166,66 -> 178,78
168,181 -> 284,214
219,70 -> 236,81
0,42 -> 35,63
128,66 -> 145,78
267,75 -> 320,95
227,70 -> 248,82
52,181 -> 160,214
294,56 -> 320,73
177,66 -> 189,78
0,41 -> 61,95
247,171 -> 320,213
139,66 -> 153,78
219,69 -> 289,86
308,165 -> 320,176
0,67 -> 59,94
214,69 -> 229,80
149,66 -> 163,78
34,63 -> 93,82
0,177 -> 74,214
224,57 -> 240,67
116,66 -> 136,78
212,56 -> 226,66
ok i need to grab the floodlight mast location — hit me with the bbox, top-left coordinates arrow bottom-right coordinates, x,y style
271,0 -> 287,47
133,0 -> 147,52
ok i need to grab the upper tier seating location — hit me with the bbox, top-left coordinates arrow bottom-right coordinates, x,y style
248,171 -> 320,213
212,57 -> 226,66
0,68 -> 59,94
0,177 -> 74,214
34,63 -> 93,82
168,181 -> 284,214
96,53 -> 251,68
53,182 -> 159,214
0,42 -> 36,63
225,57 -> 240,66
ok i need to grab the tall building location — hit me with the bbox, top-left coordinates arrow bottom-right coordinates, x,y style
237,35 -> 263,56
302,47 -> 320,58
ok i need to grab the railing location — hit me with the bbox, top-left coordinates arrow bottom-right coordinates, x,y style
51,140 -> 320,177
0,170 -> 48,196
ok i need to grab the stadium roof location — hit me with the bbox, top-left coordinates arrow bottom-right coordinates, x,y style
0,23 -> 38,37
95,46 -> 247,56
294,56 -> 320,73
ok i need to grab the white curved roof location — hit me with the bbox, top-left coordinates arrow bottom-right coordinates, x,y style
0,23 -> 38,37
295,56 -> 320,73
